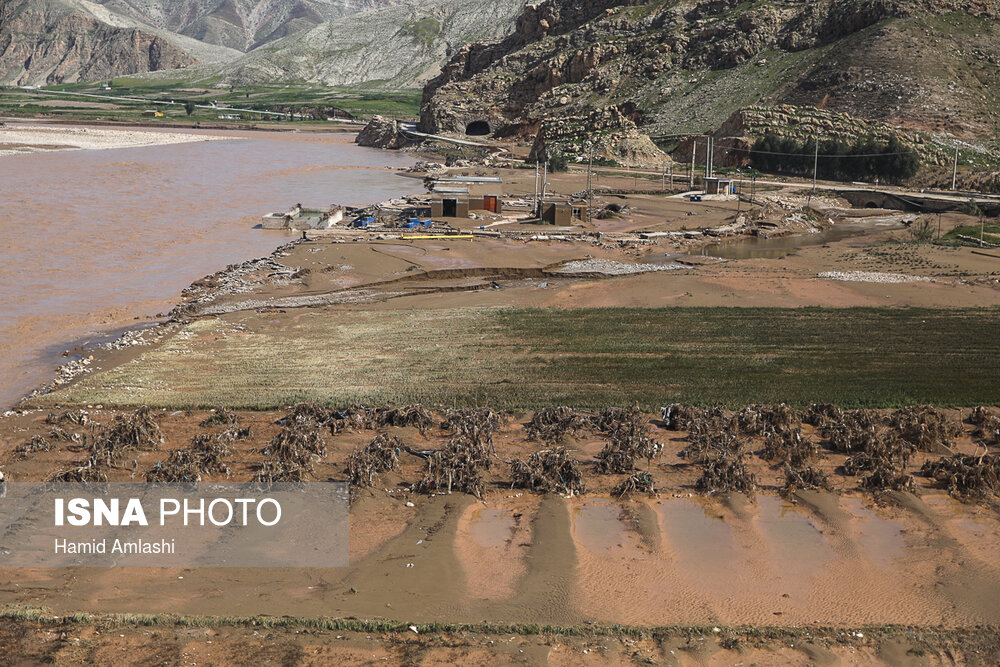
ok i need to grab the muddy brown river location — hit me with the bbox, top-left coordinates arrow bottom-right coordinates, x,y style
0,126 -> 417,407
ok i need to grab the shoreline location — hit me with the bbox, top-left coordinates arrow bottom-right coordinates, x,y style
1,115 -> 363,134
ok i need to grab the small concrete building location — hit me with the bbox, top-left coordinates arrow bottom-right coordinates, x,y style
541,202 -> 588,226
261,205 -> 343,230
704,177 -> 735,195
431,197 -> 470,218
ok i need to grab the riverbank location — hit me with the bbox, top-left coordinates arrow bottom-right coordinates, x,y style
0,126 -> 417,408
0,123 -> 229,156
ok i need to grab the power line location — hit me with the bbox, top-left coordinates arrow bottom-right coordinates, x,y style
724,145 -> 917,158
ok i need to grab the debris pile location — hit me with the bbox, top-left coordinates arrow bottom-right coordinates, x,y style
261,422 -> 327,467
921,454 -> 1000,500
696,454 -> 757,496
886,406 -> 961,453
735,403 -> 800,436
147,432 -> 232,483
613,471 -> 657,498
661,404 -> 724,431
595,414 -> 663,473
44,409 -> 89,427
781,465 -> 832,497
17,435 -> 50,455
805,403 -> 844,428
201,407 -> 239,428
761,429 -> 818,467
510,447 -> 586,495
525,407 -> 589,443
90,406 -> 163,466
347,434 -> 402,488
413,438 -> 490,498
375,404 -> 433,435
441,408 -> 506,450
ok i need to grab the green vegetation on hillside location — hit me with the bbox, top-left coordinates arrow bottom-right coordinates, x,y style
42,307 -> 1000,410
751,133 -> 920,184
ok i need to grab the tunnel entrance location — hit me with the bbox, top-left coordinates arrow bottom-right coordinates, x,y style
465,120 -> 491,136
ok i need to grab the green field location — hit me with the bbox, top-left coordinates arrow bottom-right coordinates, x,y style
0,82 -> 421,125
41,307 -> 1000,410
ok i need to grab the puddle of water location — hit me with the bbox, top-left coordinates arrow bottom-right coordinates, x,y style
656,498 -> 742,577
756,496 -> 834,579
695,222 -> 896,260
468,508 -> 515,548
573,500 -> 627,552
841,497 -> 906,566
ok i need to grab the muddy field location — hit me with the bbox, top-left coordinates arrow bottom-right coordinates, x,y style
3,404 -> 1000,635
5,157 -> 1000,663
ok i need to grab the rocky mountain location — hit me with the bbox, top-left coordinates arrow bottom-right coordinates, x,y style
421,0 -> 1000,160
218,0 -> 525,87
0,0 -> 201,85
94,0 -> 400,51
0,0 -> 524,87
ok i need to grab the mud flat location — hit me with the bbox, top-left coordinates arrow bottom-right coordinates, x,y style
0,123 -> 227,156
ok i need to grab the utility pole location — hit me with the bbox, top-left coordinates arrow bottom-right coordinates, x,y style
533,161 -> 540,217
812,136 -> 819,194
705,136 -> 712,180
937,212 -> 942,241
690,141 -> 697,190
736,170 -> 743,215
952,145 -> 960,191
541,159 -> 548,208
587,144 -> 594,226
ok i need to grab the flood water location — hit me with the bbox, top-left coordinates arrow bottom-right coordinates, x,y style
695,218 -> 906,260
0,126 -> 418,407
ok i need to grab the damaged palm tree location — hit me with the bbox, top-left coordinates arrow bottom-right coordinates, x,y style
613,471 -> 657,498
661,404 -> 724,431
413,438 -> 488,498
277,402 -> 332,427
861,466 -> 915,494
525,407 -> 590,443
262,421 -> 327,467
735,403 -> 801,436
51,461 -> 108,483
822,409 -> 883,452
147,433 -> 232,483
680,428 -> 746,465
441,408 -> 506,451
44,409 -> 89,427
347,433 -> 402,488
17,435 -> 50,455
760,428 -> 819,467
89,407 -> 163,466
841,432 -> 914,476
780,465 -> 831,497
805,403 -> 844,428
509,447 -> 586,495
886,406 -> 961,453
968,406 -> 994,425
591,406 -> 642,433
48,426 -> 82,444
595,415 -> 663,473
254,460 -> 310,483
329,406 -> 375,434
200,407 -> 239,428
375,404 -> 433,435
696,454 -> 757,496
921,454 -> 1000,500
973,415 -> 1000,445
